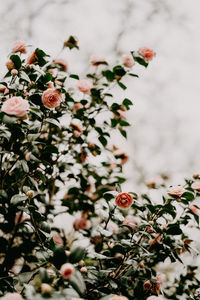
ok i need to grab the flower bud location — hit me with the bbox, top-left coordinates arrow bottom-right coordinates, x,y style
26,190 -> 34,198
80,266 -> 87,273
41,283 -> 52,295
11,69 -> 18,76
6,60 -> 15,70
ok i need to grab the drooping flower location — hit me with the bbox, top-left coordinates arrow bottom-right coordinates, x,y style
1,97 -> 29,117
115,193 -> 133,209
60,263 -> 74,279
42,88 -> 63,109
12,41 -> 26,53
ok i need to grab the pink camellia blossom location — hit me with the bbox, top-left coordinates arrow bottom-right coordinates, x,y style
143,280 -> 152,291
90,55 -> 106,66
138,47 -> 155,62
191,181 -> 200,191
115,193 -> 133,209
12,41 -> 26,54
73,217 -> 91,231
27,51 -> 37,65
1,97 -> 29,117
60,263 -> 74,279
76,79 -> 93,94
54,59 -> 68,70
168,186 -> 186,197
109,295 -> 128,300
1,293 -> 24,300
52,231 -> 64,245
189,204 -> 199,216
42,88 -> 63,109
152,276 -> 163,293
122,54 -> 135,68
123,215 -> 137,230
6,60 -> 15,71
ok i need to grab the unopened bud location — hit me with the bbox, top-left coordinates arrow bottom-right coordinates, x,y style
80,266 -> 87,273
41,283 -> 52,295
11,69 -> 18,76
26,190 -> 34,198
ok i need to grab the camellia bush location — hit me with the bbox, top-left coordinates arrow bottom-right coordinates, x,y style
0,37 -> 200,300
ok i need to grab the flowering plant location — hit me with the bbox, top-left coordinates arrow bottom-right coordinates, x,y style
0,38 -> 199,300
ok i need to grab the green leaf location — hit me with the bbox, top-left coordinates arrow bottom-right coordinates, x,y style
11,194 -> 28,205
69,271 -> 86,295
167,224 -> 182,235
69,246 -> 86,264
69,74 -> 79,80
102,70 -> 115,82
45,118 -> 61,128
98,136 -> 107,147
117,81 -> 127,90
133,56 -> 148,67
2,114 -> 18,124
182,192 -> 194,201
10,54 -> 21,69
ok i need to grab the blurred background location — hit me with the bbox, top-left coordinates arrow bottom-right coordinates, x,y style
1,0 -> 200,189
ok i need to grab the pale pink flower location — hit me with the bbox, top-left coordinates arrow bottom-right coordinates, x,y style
42,88 -> 63,109
2,293 -> 24,300
90,55 -> 106,66
123,215 -> 136,230
191,181 -> 200,191
25,152 -> 31,161
115,193 -> 133,209
138,47 -> 155,62
76,79 -> 93,94
1,97 -> 29,117
122,54 -> 135,68
108,221 -> 119,234
54,59 -> 68,70
143,280 -> 152,291
11,69 -> 18,76
73,217 -> 91,231
147,297 -> 164,300
189,204 -> 199,216
60,263 -> 74,279
168,186 -> 185,197
6,60 -> 15,71
12,41 -> 26,54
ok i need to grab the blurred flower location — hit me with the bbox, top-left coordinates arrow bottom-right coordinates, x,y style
90,54 -> 106,66
1,97 -> 29,117
115,193 -> 133,209
12,41 -> 26,53
123,215 -> 136,230
122,54 -> 135,68
144,280 -> 152,291
189,204 -> 199,215
1,293 -> 23,300
168,186 -> 185,197
149,233 -> 162,245
73,216 -> 91,230
60,263 -> 74,279
54,59 -> 68,71
27,51 -> 37,65
6,60 -> 15,70
76,79 -> 93,94
108,221 -> 119,234
191,181 -> 200,191
52,231 -> 64,245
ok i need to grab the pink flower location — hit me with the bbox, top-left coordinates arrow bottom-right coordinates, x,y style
152,276 -> 163,293
60,263 -> 74,279
27,51 -> 37,65
191,181 -> 200,191
76,79 -> 93,94
168,186 -> 185,197
108,221 -> 119,234
6,60 -> 15,71
0,84 -> 7,92
122,54 -> 135,68
2,293 -> 24,300
73,217 -> 91,231
123,215 -> 136,230
42,88 -> 63,109
52,231 -> 63,245
74,102 -> 83,113
143,280 -> 152,291
115,193 -> 133,209
90,55 -> 106,66
138,47 -> 155,62
1,97 -> 29,117
12,41 -> 26,54
54,59 -> 68,70
189,204 -> 199,216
